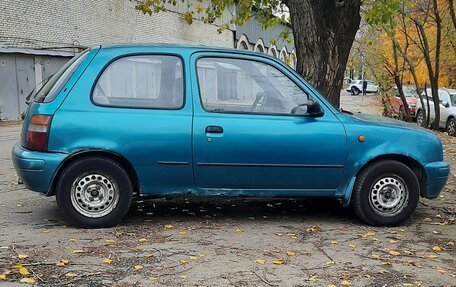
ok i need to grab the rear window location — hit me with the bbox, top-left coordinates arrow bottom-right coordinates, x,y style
92,55 -> 184,109
35,51 -> 88,103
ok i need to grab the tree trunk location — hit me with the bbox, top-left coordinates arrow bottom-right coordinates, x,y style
286,0 -> 361,108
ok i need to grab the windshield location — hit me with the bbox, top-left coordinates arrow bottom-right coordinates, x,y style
34,51 -> 88,103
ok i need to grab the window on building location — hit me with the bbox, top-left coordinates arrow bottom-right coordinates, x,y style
197,57 -> 310,116
93,55 -> 183,109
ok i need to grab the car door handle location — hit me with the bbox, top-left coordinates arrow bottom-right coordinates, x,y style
205,126 -> 224,134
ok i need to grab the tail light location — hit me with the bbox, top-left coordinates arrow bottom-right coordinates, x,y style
25,115 -> 52,151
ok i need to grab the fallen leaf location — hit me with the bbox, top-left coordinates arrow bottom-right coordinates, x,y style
306,226 -> 321,233
18,254 -> 29,259
235,228 -> 243,233
164,224 -> 174,229
190,256 -> 198,260
69,238 -> 78,242
105,239 -> 116,244
65,272 -> 78,277
0,274 -> 6,280
179,231 -> 188,235
402,283 -> 414,286
273,259 -> 284,265
255,259 -> 266,265
310,275 -> 318,282
199,253 -> 206,258
18,267 -> 30,275
348,244 -> 357,248
341,280 -> 352,286
134,246 -> 144,251
148,277 -> 159,281
72,249 -> 85,254
325,261 -> 335,266
427,254 -> 438,259
138,238 -> 148,243
134,265 -> 144,271
180,275 -> 188,279
103,258 -> 113,264
56,259 -> 70,267
327,285 -> 337,287
432,246 -> 442,252
20,278 -> 36,284
389,250 -> 401,256
145,253 -> 154,258
389,240 -> 398,243
359,231 -> 375,238
331,240 -> 338,244
180,259 -> 188,264
436,267 -> 446,273
286,251 -> 296,256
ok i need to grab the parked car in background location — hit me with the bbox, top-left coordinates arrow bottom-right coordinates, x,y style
347,80 -> 379,95
416,88 -> 456,136
390,86 -> 419,120
12,44 -> 449,228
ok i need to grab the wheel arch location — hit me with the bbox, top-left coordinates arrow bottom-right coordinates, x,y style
356,154 -> 426,196
47,150 -> 140,196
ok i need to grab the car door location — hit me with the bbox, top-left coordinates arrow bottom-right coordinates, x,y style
438,91 -> 451,128
190,53 -> 347,191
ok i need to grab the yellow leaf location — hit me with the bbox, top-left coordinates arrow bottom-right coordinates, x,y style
164,224 -> 174,229
20,278 -> 36,284
341,280 -> 352,286
235,228 -> 243,233
389,250 -> 401,256
389,240 -> 398,243
0,274 -> 6,280
427,254 -> 438,259
190,256 -> 198,260
327,285 -> 337,287
255,259 -> 266,265
179,231 -> 188,235
199,253 -> 206,257
134,246 -> 144,251
348,244 -> 357,248
180,275 -> 188,279
138,238 -> 148,243
273,259 -> 284,265
145,253 -> 154,258
432,246 -> 442,251
69,238 -> 78,242
105,239 -> 116,244
436,267 -> 446,273
149,277 -> 159,281
18,254 -> 29,259
72,249 -> 85,254
310,275 -> 318,282
180,259 -> 188,264
134,265 -> 143,270
325,261 -> 335,266
402,283 -> 414,286
286,251 -> 296,256
359,231 -> 376,238
103,258 -> 113,264
331,240 -> 338,244
18,267 -> 30,275
372,253 -> 380,259
65,272 -> 78,277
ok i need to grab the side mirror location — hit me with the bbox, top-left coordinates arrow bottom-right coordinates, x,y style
442,101 -> 450,108
306,99 -> 324,117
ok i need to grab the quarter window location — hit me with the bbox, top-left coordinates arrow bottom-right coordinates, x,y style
93,55 -> 183,109
197,58 -> 310,115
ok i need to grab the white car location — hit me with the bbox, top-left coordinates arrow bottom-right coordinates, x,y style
416,88 -> 456,136
347,80 -> 379,95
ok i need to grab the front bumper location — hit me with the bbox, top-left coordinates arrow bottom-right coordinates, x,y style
422,161 -> 451,199
11,143 -> 68,194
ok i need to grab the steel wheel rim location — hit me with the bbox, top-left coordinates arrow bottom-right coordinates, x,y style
448,120 -> 456,136
369,176 -> 408,217
70,173 -> 119,218
417,111 -> 424,126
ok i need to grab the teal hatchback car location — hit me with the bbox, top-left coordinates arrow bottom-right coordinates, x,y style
12,44 -> 450,228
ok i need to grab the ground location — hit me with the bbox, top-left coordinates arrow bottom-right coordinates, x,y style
0,93 -> 454,287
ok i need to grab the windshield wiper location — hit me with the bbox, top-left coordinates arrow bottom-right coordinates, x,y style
25,75 -> 54,105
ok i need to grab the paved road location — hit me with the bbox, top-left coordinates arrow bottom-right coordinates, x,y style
0,95 -> 454,286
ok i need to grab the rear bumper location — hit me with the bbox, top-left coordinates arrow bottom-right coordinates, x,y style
422,161 -> 450,199
11,143 -> 68,194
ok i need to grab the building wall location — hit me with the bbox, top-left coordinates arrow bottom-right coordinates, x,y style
0,0 -> 234,49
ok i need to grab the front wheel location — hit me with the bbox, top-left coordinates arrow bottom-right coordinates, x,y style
56,156 -> 133,228
446,117 -> 456,136
351,87 -> 360,95
416,109 -> 425,127
352,160 -> 419,226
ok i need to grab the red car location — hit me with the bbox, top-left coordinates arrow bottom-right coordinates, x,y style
390,86 -> 419,120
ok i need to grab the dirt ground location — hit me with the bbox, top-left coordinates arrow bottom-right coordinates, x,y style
0,94 -> 454,287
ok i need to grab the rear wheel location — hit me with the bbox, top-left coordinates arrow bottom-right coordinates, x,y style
352,160 -> 419,226
446,117 -> 456,136
56,156 -> 133,228
351,86 -> 360,95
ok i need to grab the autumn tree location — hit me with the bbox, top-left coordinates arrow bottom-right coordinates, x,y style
136,0 -> 362,108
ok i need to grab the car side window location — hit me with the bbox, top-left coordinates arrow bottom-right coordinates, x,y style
196,57 -> 310,116
93,55 -> 184,109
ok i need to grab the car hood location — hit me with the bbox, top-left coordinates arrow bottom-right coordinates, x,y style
346,112 -> 431,133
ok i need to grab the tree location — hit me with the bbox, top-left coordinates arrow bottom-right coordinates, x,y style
136,0 -> 362,108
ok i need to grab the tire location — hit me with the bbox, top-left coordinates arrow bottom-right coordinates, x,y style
56,156 -> 133,228
351,87 -> 360,95
416,109 -> 424,127
446,117 -> 456,136
398,106 -> 405,121
352,160 -> 419,226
